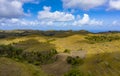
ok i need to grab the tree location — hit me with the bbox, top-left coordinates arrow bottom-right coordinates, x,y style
66,56 -> 84,65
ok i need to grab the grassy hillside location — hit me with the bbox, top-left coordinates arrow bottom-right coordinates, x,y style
0,30 -> 120,76
0,57 -> 47,76
14,39 -> 55,52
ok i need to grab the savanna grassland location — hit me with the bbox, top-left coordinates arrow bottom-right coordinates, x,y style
0,30 -> 120,76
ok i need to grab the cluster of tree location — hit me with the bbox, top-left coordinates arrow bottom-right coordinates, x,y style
0,45 -> 23,58
66,56 -> 84,65
99,31 -> 120,34
0,35 -> 6,39
0,32 -> 28,39
0,45 -> 58,65
22,49 -> 58,65
85,35 -> 120,43
0,30 -> 42,39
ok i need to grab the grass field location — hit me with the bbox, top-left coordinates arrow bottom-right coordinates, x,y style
0,57 -> 47,76
0,30 -> 120,76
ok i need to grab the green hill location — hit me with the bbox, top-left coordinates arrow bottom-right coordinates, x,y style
0,30 -> 120,76
0,57 -> 47,76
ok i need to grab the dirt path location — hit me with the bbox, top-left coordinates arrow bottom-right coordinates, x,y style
41,51 -> 87,76
70,51 -> 87,58
41,53 -> 71,76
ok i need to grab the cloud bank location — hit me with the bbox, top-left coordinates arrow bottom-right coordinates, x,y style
0,0 -> 40,18
109,0 -> 120,10
0,0 -> 24,18
0,0 -> 119,30
62,0 -> 107,10
0,6 -> 103,27
38,6 -> 75,22
62,0 -> 120,10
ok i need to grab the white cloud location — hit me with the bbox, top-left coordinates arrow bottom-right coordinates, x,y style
40,21 -> 53,26
0,18 -> 38,26
62,0 -> 120,10
0,0 -> 39,18
21,0 -> 40,4
21,0 -> 35,3
38,6 -> 75,22
78,14 -> 89,25
0,6 -> 103,27
112,20 -> 117,25
112,20 -> 120,26
62,0 -> 107,10
0,0 -> 24,18
0,18 -> 55,26
0,14 -> 103,27
109,0 -> 120,10
73,14 -> 103,26
37,6 -> 103,26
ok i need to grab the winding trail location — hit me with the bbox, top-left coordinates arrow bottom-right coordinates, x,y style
41,51 -> 87,76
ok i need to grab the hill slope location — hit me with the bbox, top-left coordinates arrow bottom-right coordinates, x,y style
0,30 -> 120,76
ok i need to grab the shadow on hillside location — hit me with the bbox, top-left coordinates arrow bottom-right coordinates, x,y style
41,51 -> 120,76
77,51 -> 120,76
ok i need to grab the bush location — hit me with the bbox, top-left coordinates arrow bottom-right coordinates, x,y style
66,56 -> 84,65
0,44 -> 23,58
85,35 -> 120,43
64,49 -> 71,53
0,44 -> 58,65
22,49 -> 58,64
64,69 -> 83,76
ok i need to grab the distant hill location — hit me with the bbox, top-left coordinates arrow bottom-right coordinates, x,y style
0,30 -> 91,38
1,29 -> 120,39
98,31 -> 120,34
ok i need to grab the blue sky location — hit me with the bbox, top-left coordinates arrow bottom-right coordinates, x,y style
0,0 -> 120,32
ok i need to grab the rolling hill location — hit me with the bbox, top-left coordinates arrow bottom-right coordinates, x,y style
0,30 -> 120,76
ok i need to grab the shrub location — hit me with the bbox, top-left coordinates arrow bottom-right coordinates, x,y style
66,56 -> 84,65
0,44 -> 23,58
64,49 -> 71,53
85,35 -> 120,43
22,49 -> 57,64
64,69 -> 83,76
0,44 -> 58,65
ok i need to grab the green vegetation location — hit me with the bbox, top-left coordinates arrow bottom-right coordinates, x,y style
14,39 -> 55,52
0,30 -> 120,76
64,69 -> 83,76
0,30 -> 90,39
66,56 -> 84,65
0,57 -> 47,76
41,30 -> 90,37
0,44 -> 23,58
0,45 -> 58,65
64,49 -> 71,53
85,35 -> 120,43
22,49 -> 58,65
